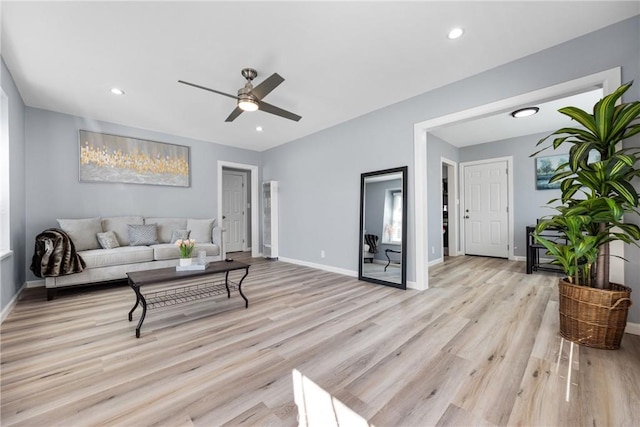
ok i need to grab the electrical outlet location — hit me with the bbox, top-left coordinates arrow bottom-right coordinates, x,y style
321,250 -> 325,258
431,246 -> 435,254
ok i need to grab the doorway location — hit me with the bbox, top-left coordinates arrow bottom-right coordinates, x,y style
222,169 -> 248,253
441,158 -> 458,258
413,67 -> 622,291
460,158 -> 511,258
217,161 -> 260,259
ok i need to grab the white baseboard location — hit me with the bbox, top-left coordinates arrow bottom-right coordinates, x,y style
626,322 -> 640,336
278,257 -> 358,278
428,258 -> 443,267
1,282 -> 26,324
512,256 -> 526,262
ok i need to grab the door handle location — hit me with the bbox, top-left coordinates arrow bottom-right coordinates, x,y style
465,215 -> 470,219
223,215 -> 226,219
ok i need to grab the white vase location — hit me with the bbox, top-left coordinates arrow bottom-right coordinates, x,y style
179,258 -> 192,267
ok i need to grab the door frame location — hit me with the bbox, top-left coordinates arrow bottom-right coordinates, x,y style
413,67 -> 621,291
217,161 -> 260,259
440,157 -> 458,257
222,168 -> 249,252
459,156 -> 514,259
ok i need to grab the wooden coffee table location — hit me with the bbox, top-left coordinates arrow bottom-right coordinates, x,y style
127,260 -> 250,338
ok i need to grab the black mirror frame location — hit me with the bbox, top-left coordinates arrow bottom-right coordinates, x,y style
358,166 -> 408,289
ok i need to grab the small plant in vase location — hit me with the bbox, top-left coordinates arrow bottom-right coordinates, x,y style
175,239 -> 196,266
531,81 -> 640,349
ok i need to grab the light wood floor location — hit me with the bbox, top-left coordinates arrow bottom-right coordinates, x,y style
1,254 -> 639,426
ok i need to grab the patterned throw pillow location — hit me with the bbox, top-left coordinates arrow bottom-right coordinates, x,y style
96,230 -> 120,249
128,224 -> 159,246
170,229 -> 191,244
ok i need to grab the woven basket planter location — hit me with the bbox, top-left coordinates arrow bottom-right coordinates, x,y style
558,279 -> 632,350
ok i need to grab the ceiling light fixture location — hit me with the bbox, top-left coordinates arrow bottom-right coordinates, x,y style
237,87 -> 259,112
447,27 -> 464,40
256,126 -> 263,132
110,87 -> 125,95
511,107 -> 540,118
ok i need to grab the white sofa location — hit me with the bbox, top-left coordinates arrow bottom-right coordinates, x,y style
45,216 -> 221,299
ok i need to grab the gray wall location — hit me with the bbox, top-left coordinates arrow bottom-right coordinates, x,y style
24,108 -> 261,281
1,57 -> 27,313
426,134 -> 459,261
459,131 -> 567,258
261,16 -> 640,322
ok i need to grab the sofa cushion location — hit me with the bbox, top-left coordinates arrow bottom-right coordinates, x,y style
170,229 -> 190,243
128,224 -> 159,246
187,218 -> 215,244
145,217 -> 188,243
57,217 -> 103,251
79,246 -> 154,269
96,230 -> 120,249
102,216 -> 144,246
150,243 -> 219,261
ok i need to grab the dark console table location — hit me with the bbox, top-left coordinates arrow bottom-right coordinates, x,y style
127,260 -> 250,338
526,225 -> 564,274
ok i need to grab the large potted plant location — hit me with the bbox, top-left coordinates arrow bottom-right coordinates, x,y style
532,81 -> 640,349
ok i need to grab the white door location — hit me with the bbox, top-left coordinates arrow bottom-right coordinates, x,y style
463,160 -> 508,258
222,170 -> 246,253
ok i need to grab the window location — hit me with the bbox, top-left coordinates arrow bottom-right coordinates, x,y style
0,88 -> 10,258
382,189 -> 402,244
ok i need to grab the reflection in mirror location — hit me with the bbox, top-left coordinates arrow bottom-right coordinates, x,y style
359,166 -> 407,289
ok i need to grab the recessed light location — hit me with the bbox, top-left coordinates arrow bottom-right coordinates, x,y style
511,107 -> 540,118
447,27 -> 464,40
256,126 -> 263,132
110,88 -> 125,95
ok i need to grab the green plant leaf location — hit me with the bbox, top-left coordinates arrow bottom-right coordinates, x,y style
558,106 -> 598,134
609,102 -> 640,140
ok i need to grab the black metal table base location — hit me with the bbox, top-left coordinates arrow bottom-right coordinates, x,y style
384,249 -> 401,272
128,267 -> 249,338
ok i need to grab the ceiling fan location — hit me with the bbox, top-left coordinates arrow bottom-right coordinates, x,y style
178,68 -> 302,122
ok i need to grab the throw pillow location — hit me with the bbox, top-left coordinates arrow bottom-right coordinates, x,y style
128,224 -> 159,246
187,218 -> 215,243
57,217 -> 103,251
170,229 -> 191,243
96,230 -> 120,249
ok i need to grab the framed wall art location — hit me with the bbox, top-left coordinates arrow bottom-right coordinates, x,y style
79,130 -> 190,187
536,151 -> 600,190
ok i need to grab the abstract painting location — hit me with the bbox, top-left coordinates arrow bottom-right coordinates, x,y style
79,130 -> 190,187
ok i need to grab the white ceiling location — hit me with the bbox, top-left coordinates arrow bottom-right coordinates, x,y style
2,2 -> 638,151
430,88 -> 604,147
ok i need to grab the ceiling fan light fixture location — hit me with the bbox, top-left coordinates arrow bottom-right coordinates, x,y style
511,107 -> 539,118
238,98 -> 258,112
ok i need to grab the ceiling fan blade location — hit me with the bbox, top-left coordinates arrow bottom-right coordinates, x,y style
259,101 -> 302,122
178,80 -> 239,100
251,73 -> 284,100
225,106 -> 244,122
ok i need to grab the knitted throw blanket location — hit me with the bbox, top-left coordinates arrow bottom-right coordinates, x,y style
30,228 -> 86,277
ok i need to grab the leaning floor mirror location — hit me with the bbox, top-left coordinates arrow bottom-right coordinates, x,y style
359,166 -> 407,289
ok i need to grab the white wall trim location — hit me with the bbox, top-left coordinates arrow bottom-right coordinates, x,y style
626,322 -> 640,336
413,67 -> 621,293
1,283 -> 25,323
513,256 -> 526,262
217,161 -> 260,259
459,156 -> 515,260
278,256 -> 358,278
428,257 -> 443,267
